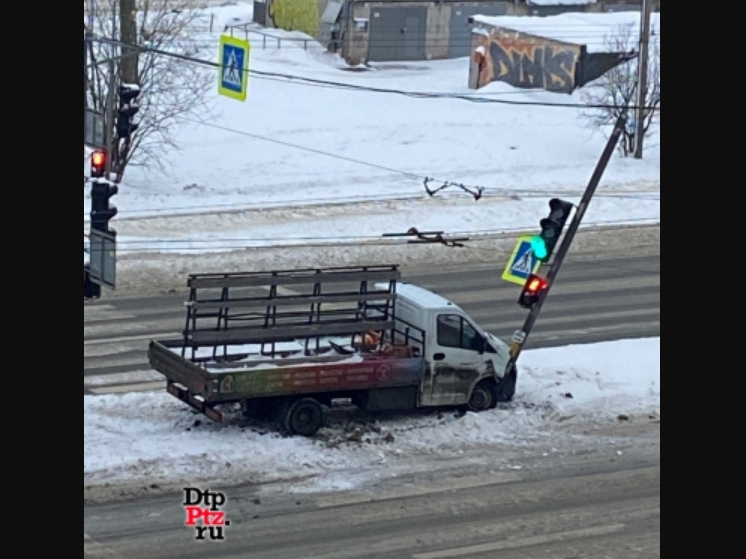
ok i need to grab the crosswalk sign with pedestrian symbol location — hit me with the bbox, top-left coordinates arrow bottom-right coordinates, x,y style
502,236 -> 542,286
218,35 -> 250,101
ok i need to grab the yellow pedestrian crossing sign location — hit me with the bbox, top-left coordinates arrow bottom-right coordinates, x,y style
502,236 -> 542,286
218,35 -> 250,101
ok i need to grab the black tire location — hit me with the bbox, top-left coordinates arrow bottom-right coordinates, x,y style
284,398 -> 325,437
467,380 -> 498,412
497,365 -> 518,403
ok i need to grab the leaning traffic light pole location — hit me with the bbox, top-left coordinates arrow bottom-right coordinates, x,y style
504,110 -> 630,374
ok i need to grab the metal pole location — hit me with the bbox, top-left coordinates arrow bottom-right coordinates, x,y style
119,0 -> 138,84
84,27 -> 89,159
85,25 -> 91,297
103,3 -> 118,177
634,0 -> 653,159
105,55 -> 116,177
505,111 -> 630,371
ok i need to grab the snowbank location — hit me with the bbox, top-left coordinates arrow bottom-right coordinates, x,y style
84,338 -> 660,490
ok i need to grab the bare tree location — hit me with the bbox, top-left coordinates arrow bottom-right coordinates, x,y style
581,23 -> 661,157
85,0 -> 215,182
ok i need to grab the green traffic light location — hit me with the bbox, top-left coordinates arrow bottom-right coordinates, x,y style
531,236 -> 549,260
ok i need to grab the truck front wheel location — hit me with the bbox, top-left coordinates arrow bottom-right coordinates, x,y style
467,381 -> 498,412
284,398 -> 325,437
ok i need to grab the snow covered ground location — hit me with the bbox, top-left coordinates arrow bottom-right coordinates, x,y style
84,2 -> 660,257
84,337 -> 660,492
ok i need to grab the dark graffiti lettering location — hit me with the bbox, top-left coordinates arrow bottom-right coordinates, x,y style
544,46 -> 576,90
487,39 -> 578,93
520,48 -> 544,87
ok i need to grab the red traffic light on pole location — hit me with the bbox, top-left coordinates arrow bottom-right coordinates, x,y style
91,149 -> 107,178
518,274 -> 549,310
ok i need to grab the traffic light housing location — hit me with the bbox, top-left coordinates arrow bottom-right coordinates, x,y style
90,180 -> 118,233
531,198 -> 574,262
518,274 -> 548,309
117,84 -> 141,138
91,149 -> 107,178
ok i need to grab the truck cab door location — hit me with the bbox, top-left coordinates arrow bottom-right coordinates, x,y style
424,313 -> 492,407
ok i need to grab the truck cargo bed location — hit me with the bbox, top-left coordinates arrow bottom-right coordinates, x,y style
148,339 -> 425,403
147,265 -> 428,425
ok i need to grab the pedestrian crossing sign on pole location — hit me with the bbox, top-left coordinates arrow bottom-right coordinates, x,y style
502,236 -> 542,286
218,35 -> 250,101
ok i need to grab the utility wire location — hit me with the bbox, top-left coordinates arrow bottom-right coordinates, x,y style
82,113 -> 659,218
83,113 -> 659,209
82,189 -> 660,218
82,113 -> 659,217
89,35 -> 660,111
182,118 -> 423,179
82,216 -> 659,247
84,35 -> 659,213
82,115 -> 659,217
84,33 -> 659,234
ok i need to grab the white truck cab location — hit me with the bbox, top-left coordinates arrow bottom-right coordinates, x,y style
380,282 -> 515,408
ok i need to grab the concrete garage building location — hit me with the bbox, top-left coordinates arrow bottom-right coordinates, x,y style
338,1 -> 519,65
252,1 -> 659,66
252,0 -> 521,64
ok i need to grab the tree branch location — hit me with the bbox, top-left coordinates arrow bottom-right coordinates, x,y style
85,0 -> 215,182
580,23 -> 661,157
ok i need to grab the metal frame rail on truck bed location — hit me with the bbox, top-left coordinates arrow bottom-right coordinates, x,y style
148,264 -> 516,436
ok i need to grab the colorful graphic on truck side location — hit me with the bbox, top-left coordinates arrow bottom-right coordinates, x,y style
217,358 -> 425,397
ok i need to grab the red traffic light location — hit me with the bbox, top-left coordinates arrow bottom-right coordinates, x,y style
518,274 -> 549,309
526,276 -> 547,293
91,150 -> 107,178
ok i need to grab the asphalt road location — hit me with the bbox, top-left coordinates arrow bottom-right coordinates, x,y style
84,252 -> 660,395
84,422 -> 661,558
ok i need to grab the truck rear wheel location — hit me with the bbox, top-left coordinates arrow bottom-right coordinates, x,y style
467,380 -> 498,412
284,398 -> 325,437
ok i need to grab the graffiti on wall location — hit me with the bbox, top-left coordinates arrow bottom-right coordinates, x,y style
268,0 -> 319,39
473,30 -> 581,93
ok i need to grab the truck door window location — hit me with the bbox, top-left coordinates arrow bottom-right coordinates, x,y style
461,320 -> 480,351
437,315 -> 482,352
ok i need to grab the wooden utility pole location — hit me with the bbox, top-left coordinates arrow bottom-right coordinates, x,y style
634,0 -> 654,159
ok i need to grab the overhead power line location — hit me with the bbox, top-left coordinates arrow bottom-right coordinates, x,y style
82,216 -> 659,249
89,35 -> 660,111
82,189 -> 660,218
83,115 -> 659,217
